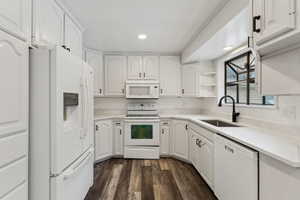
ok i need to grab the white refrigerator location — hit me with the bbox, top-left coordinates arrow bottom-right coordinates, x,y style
29,46 -> 94,200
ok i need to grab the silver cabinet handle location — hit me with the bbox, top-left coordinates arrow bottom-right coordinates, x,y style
143,72 -> 146,78
162,129 -> 165,134
160,89 -> 163,94
119,129 -> 122,135
139,72 -> 142,78
122,89 -> 125,94
99,89 -> 102,94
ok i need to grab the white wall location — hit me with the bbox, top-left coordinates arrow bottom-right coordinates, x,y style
200,49 -> 300,139
94,97 -> 203,116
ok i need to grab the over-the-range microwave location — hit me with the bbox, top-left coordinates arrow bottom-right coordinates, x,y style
125,80 -> 159,99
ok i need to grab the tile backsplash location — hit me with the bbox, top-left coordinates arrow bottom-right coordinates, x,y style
94,97 -> 203,116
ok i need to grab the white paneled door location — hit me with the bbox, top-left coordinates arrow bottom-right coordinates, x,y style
104,55 -> 127,96
64,15 -> 83,59
143,56 -> 159,80
0,0 -> 30,40
127,56 -> 143,80
85,49 -> 104,96
0,29 -> 28,199
159,56 -> 181,96
254,0 -> 296,45
32,0 -> 64,46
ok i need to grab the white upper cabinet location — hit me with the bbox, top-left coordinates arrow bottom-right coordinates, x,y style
105,55 -> 127,96
0,0 -> 30,41
32,0 -> 64,46
143,56 -> 159,80
252,0 -> 300,55
85,49 -> 104,96
254,0 -> 296,45
64,14 -> 83,59
172,120 -> 189,160
182,66 -> 196,97
127,56 -> 143,80
127,56 -> 159,80
0,29 -> 28,199
159,56 -> 181,97
0,30 -> 28,137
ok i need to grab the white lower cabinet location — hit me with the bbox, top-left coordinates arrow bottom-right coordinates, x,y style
95,120 -> 113,161
214,134 -> 258,200
160,121 -> 170,156
171,120 -> 189,160
189,128 -> 214,188
113,121 -> 124,156
260,154 -> 300,200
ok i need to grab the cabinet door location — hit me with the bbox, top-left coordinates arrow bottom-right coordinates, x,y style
159,56 -> 181,96
255,0 -> 296,45
32,0 -> 64,46
0,0 -> 30,40
114,123 -> 123,156
143,56 -> 159,80
160,125 -> 170,155
64,15 -> 83,58
0,30 -> 28,199
182,66 -> 196,97
128,56 -> 143,80
198,135 -> 214,187
105,55 -> 127,96
95,121 -> 112,161
85,50 -> 104,96
189,130 -> 198,167
172,120 -> 189,160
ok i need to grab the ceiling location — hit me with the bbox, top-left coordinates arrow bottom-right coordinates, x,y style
60,0 -> 229,53
189,7 -> 249,61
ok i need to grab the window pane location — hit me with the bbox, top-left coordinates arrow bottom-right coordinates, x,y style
131,125 -> 153,139
225,50 -> 274,106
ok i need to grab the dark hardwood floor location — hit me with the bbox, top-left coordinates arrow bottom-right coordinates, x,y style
85,158 -> 217,200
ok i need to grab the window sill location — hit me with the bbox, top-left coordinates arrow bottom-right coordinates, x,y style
223,103 -> 278,110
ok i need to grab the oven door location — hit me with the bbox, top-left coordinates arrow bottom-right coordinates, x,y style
124,119 -> 160,146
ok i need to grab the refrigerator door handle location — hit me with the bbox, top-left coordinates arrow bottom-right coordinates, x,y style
80,77 -> 86,139
63,151 -> 92,180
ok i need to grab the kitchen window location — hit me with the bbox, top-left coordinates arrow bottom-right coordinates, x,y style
224,50 -> 275,106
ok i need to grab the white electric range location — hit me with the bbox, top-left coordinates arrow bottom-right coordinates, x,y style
124,103 -> 160,159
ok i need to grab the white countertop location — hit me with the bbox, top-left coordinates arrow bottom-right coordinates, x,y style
95,114 -> 300,168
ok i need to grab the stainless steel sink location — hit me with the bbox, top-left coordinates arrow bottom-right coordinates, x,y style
201,120 -> 241,127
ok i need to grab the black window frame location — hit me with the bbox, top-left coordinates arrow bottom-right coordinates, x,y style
224,50 -> 274,106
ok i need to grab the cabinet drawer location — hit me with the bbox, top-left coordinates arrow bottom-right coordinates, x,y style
0,158 -> 27,197
189,122 -> 214,142
0,133 -> 27,168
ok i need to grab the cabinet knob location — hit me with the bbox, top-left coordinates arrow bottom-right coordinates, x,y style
95,125 -> 99,131
185,124 -> 188,130
143,72 -> 146,78
160,89 -> 163,94
119,130 -> 122,135
122,89 -> 125,94
182,89 -> 185,94
99,89 -> 102,94
139,73 -> 142,78
162,129 -> 164,134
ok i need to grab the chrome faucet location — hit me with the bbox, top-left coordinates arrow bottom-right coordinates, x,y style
218,95 -> 240,123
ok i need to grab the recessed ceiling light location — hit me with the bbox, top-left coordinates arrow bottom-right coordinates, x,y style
224,46 -> 233,51
138,34 -> 147,40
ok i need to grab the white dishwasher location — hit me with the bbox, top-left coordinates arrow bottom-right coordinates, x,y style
214,134 -> 258,200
